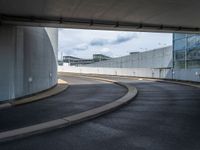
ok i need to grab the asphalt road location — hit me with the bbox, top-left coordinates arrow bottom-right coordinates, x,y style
1,76 -> 200,150
0,75 -> 126,132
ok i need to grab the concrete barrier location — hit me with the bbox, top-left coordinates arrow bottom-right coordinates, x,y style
58,66 -> 200,82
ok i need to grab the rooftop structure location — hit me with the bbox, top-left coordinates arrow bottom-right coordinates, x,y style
93,54 -> 111,62
62,54 -> 111,66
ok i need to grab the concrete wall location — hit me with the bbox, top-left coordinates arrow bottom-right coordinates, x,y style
83,46 -> 172,69
58,66 -> 200,82
0,25 -> 58,101
59,45 -> 200,82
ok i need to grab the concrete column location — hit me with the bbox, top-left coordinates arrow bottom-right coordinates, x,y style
0,25 -> 58,101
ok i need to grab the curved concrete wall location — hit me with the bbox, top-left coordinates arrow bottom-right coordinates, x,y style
0,25 -> 58,101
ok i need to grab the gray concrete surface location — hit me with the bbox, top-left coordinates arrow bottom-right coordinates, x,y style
0,25 -> 58,101
1,76 -> 200,150
83,46 -> 172,69
1,1 -> 200,32
0,75 -> 126,132
59,65 -> 200,82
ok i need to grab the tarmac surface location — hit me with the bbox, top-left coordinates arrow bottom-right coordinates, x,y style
0,75 -> 126,132
1,75 -> 200,150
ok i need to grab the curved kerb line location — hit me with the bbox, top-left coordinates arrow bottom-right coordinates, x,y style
0,79 -> 69,110
0,75 -> 138,143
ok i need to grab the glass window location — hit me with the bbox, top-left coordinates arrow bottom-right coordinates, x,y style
195,35 -> 200,48
173,33 -> 200,69
174,60 -> 185,69
173,33 -> 187,40
187,36 -> 196,51
187,60 -> 200,68
175,50 -> 185,61
187,48 -> 200,60
174,38 -> 187,51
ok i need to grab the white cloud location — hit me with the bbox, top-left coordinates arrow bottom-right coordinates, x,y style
58,28 -> 172,59
73,43 -> 88,51
111,33 -> 138,44
100,48 -> 111,52
90,33 -> 137,46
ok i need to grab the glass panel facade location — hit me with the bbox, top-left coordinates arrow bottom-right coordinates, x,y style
174,38 -> 186,51
173,33 -> 200,69
174,33 -> 187,40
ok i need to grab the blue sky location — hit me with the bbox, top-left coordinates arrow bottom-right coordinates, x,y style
59,29 -> 172,59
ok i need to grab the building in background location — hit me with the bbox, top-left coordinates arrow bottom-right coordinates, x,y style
63,56 -> 81,64
173,33 -> 200,69
63,56 -> 93,66
59,34 -> 200,82
93,54 -> 111,62
62,54 -> 111,66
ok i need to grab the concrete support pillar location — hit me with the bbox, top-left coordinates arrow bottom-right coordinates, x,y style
0,25 -> 58,101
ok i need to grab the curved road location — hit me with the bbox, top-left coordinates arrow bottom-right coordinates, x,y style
0,75 -> 126,132
1,75 -> 200,150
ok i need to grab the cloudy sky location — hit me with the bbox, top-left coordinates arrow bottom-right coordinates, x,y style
58,29 -> 172,59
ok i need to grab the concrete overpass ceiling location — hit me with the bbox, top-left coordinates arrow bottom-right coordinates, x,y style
0,0 -> 200,32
